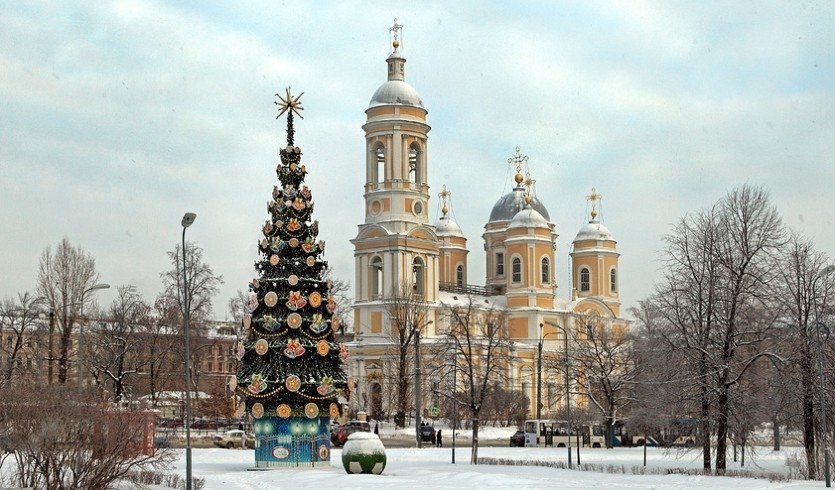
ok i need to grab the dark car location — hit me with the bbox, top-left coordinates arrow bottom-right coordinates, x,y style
154,436 -> 171,448
419,425 -> 436,444
331,420 -> 371,447
509,430 -> 525,447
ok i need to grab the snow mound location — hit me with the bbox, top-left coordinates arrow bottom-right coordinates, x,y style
344,432 -> 385,457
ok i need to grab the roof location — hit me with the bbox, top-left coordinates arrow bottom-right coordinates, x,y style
508,207 -> 549,229
489,187 -> 550,222
368,80 -> 424,109
435,215 -> 464,237
574,220 -> 615,242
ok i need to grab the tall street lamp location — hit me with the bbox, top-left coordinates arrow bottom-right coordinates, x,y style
541,321 -> 572,469
815,264 -> 835,487
414,319 -> 433,448
181,212 -> 196,490
77,283 -> 110,390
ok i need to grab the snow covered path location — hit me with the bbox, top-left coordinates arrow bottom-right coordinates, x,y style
160,446 -> 821,489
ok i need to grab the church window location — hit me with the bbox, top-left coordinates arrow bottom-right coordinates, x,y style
456,264 -> 464,287
412,257 -> 425,298
512,257 -> 522,283
496,252 -> 504,277
408,144 -> 422,185
370,256 -> 383,298
580,267 -> 590,292
610,268 -> 617,293
541,257 -> 550,284
375,146 -> 385,184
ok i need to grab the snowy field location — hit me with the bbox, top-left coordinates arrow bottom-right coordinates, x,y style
154,445 -> 825,489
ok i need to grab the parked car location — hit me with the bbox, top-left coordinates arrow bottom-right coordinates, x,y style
331,420 -> 371,447
191,419 -> 219,430
154,436 -> 171,448
419,425 -> 436,444
509,430 -> 525,447
212,430 -> 255,449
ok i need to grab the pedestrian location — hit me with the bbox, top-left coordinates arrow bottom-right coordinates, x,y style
238,422 -> 246,449
436,429 -> 442,448
374,422 -> 379,435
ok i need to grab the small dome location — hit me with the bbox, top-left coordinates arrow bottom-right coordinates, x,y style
574,220 -> 614,242
489,187 -> 550,222
435,215 -> 464,237
508,207 -> 549,230
368,81 -> 424,109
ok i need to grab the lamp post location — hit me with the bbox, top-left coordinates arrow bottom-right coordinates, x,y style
414,319 -> 432,448
181,212 -> 196,490
815,264 -> 835,487
541,321 -> 572,469
451,354 -> 457,464
77,283 -> 110,390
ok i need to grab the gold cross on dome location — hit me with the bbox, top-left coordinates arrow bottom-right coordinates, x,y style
275,86 -> 304,120
507,146 -> 529,175
439,185 -> 450,216
586,188 -> 602,220
390,18 -> 403,41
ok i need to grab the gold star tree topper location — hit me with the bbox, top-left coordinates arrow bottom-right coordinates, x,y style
275,86 -> 304,120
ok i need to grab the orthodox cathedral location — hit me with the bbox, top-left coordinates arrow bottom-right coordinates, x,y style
346,25 -> 629,420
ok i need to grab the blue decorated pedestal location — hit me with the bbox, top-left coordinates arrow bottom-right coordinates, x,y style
252,416 -> 331,468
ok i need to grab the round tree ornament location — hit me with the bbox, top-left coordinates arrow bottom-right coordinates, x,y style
287,312 -> 302,329
317,340 -> 330,356
330,403 -> 340,418
305,402 -> 320,419
269,254 -> 280,266
286,375 -> 301,392
264,291 -> 278,307
289,238 -> 299,248
252,403 -> 264,419
308,292 -> 322,308
255,339 -> 269,356
306,256 -> 315,267
288,274 -> 299,286
277,404 -> 292,419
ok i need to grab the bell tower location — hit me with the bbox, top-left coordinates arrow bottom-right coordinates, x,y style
571,189 -> 621,316
351,21 -> 439,336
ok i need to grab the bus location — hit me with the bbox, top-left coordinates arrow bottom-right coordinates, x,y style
523,419 -> 605,448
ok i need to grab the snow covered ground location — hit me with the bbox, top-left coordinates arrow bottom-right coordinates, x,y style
155,444 -> 824,489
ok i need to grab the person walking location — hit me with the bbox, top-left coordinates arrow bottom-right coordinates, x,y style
374,422 -> 379,435
436,429 -> 442,448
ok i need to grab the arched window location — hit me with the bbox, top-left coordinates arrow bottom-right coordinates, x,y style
375,146 -> 385,184
610,268 -> 617,293
512,257 -> 522,283
412,257 -> 425,298
579,267 -> 590,292
370,256 -> 383,298
456,264 -> 464,287
541,257 -> 550,284
408,144 -> 421,184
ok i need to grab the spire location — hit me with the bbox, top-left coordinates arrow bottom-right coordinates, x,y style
387,19 -> 406,81
586,188 -> 602,221
275,86 -> 304,146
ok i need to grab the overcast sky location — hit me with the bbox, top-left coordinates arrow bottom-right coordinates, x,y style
2,1 -> 833,321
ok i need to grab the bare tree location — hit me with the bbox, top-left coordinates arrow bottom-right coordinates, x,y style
0,293 -> 44,383
37,237 -> 99,384
646,184 -> 785,473
384,282 -> 429,428
160,241 -> 223,324
564,313 -> 638,448
136,295 -> 180,407
775,232 -> 834,478
87,285 -> 150,402
442,296 -> 509,463
159,241 -> 223,394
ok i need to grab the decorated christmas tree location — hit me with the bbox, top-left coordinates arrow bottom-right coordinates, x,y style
234,87 -> 348,468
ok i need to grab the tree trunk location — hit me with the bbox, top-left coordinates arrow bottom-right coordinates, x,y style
470,416 -> 479,464
396,351 -> 408,428
701,392 -> 711,471
802,362 -> 818,479
716,387 -> 729,473
58,329 -> 72,384
772,417 -> 781,451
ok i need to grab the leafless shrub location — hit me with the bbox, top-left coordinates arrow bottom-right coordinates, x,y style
0,383 -> 171,489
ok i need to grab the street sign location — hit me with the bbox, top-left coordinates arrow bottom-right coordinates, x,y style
428,406 -> 440,418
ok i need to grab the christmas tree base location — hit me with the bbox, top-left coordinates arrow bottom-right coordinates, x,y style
252,416 -> 332,469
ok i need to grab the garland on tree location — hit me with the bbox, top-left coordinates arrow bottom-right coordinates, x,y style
234,87 -> 348,421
